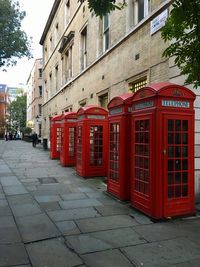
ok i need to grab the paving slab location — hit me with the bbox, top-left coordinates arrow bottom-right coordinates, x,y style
133,222 -> 185,242
34,195 -> 62,203
122,238 -> 200,267
66,227 -> 146,254
0,199 -> 8,207
170,258 -> 200,266
0,176 -> 21,186
26,238 -> 82,267
16,213 -> 61,242
0,243 -> 29,267
48,207 -> 100,222
40,201 -> 61,211
60,192 -> 88,200
10,203 -> 43,217
82,249 -> 134,267
56,221 -> 81,235
4,185 -> 28,195
59,198 -> 103,210
0,205 -> 12,216
76,215 -> 139,233
0,193 -> 6,200
7,194 -> 36,206
95,204 -> 133,216
0,215 -> 21,244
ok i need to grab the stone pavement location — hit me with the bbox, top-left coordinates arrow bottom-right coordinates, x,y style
0,140 -> 200,267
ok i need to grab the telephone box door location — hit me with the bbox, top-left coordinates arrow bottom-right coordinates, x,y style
132,115 -> 153,215
163,114 -> 194,217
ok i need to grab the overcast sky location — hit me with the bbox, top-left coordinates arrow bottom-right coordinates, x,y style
0,0 -> 55,87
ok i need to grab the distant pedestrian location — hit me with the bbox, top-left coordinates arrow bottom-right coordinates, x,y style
9,132 -> 13,140
4,133 -> 8,141
31,132 -> 38,147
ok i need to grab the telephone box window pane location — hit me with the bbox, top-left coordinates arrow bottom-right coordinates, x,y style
182,185 -> 188,197
168,187 -> 174,198
168,146 -> 174,157
175,186 -> 181,197
168,160 -> 174,171
182,172 -> 188,183
182,120 -> 188,131
168,120 -> 174,131
175,172 -> 181,184
168,173 -> 174,185
182,133 -> 188,144
182,159 -> 188,170
175,146 -> 181,157
182,146 -> 188,157
168,134 -> 174,144
175,133 -> 181,144
175,160 -> 181,171
77,126 -> 82,165
175,120 -> 181,131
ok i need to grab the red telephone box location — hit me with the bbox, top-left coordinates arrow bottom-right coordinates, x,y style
107,93 -> 133,200
76,105 -> 108,178
60,112 -> 77,167
50,114 -> 62,159
131,82 -> 196,219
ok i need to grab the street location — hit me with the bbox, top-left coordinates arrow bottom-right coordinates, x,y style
0,140 -> 200,267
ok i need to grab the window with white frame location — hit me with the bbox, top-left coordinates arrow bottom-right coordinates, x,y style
80,26 -> 87,71
103,14 -> 110,51
127,0 -> 150,29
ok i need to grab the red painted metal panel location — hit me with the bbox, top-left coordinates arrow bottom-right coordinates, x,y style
60,112 -> 77,167
131,82 -> 195,219
76,106 -> 108,178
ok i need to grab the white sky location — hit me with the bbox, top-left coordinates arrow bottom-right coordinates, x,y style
0,0 -> 55,87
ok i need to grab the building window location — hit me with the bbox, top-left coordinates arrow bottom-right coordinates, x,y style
138,0 -> 150,22
98,93 -> 108,109
65,0 -> 70,27
50,36 -> 53,52
38,104 -> 42,116
129,77 -> 147,92
39,86 -> 42,97
79,99 -> 87,107
49,73 -> 53,96
55,65 -> 59,92
55,23 -> 59,44
128,0 -> 150,29
80,26 -> 87,71
39,68 -> 42,78
103,15 -> 110,51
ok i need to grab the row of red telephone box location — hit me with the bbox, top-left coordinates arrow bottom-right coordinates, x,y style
50,82 -> 196,219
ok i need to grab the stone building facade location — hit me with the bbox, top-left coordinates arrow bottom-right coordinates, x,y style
26,59 -> 43,137
40,0 -> 170,139
40,0 -> 200,200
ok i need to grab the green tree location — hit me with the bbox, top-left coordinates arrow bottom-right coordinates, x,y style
88,0 -> 200,88
0,0 -> 31,68
87,0 -> 126,17
8,95 -> 27,132
161,0 -> 200,88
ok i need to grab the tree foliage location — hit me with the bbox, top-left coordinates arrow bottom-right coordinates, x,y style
87,0 -> 126,17
0,0 -> 32,68
7,95 -> 27,132
161,0 -> 200,88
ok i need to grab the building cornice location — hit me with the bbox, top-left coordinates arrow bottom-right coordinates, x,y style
40,0 -> 61,45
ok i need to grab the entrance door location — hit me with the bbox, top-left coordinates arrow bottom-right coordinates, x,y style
163,115 -> 194,217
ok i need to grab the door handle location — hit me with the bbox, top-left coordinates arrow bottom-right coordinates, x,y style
163,149 -> 167,155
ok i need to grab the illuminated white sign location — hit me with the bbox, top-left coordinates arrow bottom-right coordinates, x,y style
150,9 -> 168,35
162,100 -> 190,108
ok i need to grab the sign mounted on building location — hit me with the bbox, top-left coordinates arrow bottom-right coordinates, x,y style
150,9 -> 168,35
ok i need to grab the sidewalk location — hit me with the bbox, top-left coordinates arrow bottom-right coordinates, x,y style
0,140 -> 200,267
